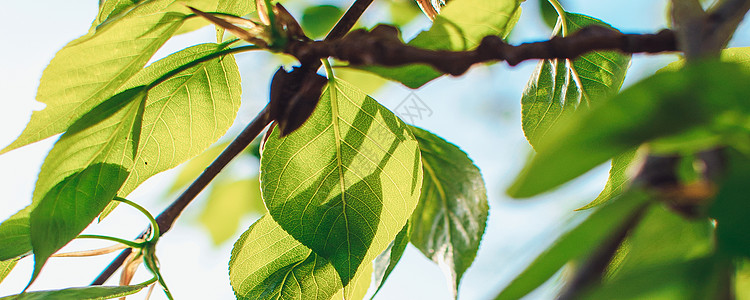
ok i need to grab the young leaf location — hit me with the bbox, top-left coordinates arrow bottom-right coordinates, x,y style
1,9 -> 185,154
0,206 -> 33,261
0,258 -> 18,285
522,12 -> 631,147
370,221 -> 411,299
0,282 -> 151,300
494,190 -> 651,300
229,216 -> 342,300
29,87 -> 146,285
577,150 -> 638,210
508,61 -> 750,198
260,78 -> 423,285
199,178 -> 264,245
116,43 -> 242,197
409,126 -> 488,297
360,0 -> 522,88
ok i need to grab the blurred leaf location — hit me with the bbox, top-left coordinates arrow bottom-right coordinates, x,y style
710,149 -> 750,258
229,216 -> 342,300
0,258 -> 17,285
0,206 -> 32,260
0,282 -> 150,300
494,190 -> 650,300
261,78 -> 422,285
334,67 -> 389,95
370,221 -> 411,299
577,150 -> 639,210
508,61 -> 750,198
199,177 -> 264,245
360,0 -> 522,88
581,257 -> 729,300
607,204 -> 714,280
737,259 -> 750,300
409,126 -> 488,297
1,8 -> 185,154
522,12 -> 631,147
168,141 -> 230,195
301,5 -> 344,39
389,0 -> 422,25
538,0 -> 559,29
29,87 -> 146,285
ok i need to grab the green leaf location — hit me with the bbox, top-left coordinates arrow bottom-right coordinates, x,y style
168,141 -> 230,194
1,8 -> 185,154
389,0 -> 422,26
0,206 -> 33,260
97,43 -> 241,219
577,150 -> 639,210
29,87 -> 146,285
409,126 -> 488,296
199,177 -> 264,245
360,0 -> 522,88
0,258 -> 18,285
229,216 -> 342,300
118,43 -> 241,196
710,150 -> 750,258
522,12 -> 631,147
508,61 -> 750,198
538,0 -> 560,29
260,78 -> 423,285
581,257 -> 729,300
370,221 -> 411,299
494,190 -> 651,300
607,204 -> 714,279
301,5 -> 344,39
0,282 -> 150,300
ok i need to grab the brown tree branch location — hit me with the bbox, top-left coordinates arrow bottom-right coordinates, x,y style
288,25 -> 678,77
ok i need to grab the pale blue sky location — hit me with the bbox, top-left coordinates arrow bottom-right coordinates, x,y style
1,1 -> 747,300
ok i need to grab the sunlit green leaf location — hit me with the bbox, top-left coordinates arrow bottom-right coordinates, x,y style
522,12 -> 631,147
0,258 -> 17,285
98,43 -> 241,218
333,68 -> 389,95
261,78 -> 422,285
409,126 -> 488,296
229,216 -> 342,300
0,282 -> 150,300
302,5 -> 344,39
1,9 -> 185,154
360,0 -> 522,88
29,87 -> 146,285
577,150 -> 639,210
737,259 -> 750,300
0,206 -> 32,260
508,61 -> 750,198
370,221 -> 411,299
494,190 -> 651,300
199,177 -> 264,245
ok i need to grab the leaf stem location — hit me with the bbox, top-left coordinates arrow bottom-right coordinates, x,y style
547,0 -> 568,36
76,235 -> 144,249
322,59 -> 335,80
113,197 -> 160,243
